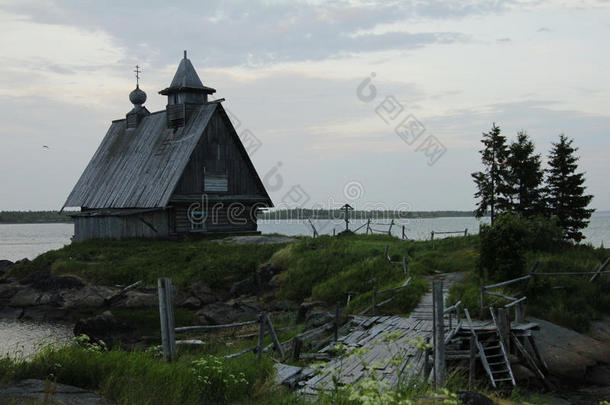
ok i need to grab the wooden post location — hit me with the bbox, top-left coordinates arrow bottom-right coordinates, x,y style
372,288 -> 377,316
402,225 -> 406,240
158,277 -> 176,362
257,313 -> 265,360
292,337 -> 302,361
366,219 -> 371,235
433,280 -> 445,390
424,336 -> 432,379
334,302 -> 340,341
469,335 -> 476,389
515,301 -> 525,323
480,285 -> 486,317
496,308 -> 510,353
333,228 -> 336,237
464,228 -> 468,237
388,219 -> 394,236
265,313 -> 285,360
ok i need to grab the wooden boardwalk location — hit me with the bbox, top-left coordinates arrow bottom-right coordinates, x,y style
296,273 -> 464,396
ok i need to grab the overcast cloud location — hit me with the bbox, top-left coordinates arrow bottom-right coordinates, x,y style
0,0 -> 608,211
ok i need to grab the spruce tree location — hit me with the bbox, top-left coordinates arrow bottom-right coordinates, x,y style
472,123 -> 510,224
505,131 -> 545,217
545,134 -> 594,242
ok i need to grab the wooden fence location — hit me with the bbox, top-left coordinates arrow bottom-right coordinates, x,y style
157,277 -> 285,362
481,258 -> 610,321
430,229 -> 468,240
357,245 -> 412,315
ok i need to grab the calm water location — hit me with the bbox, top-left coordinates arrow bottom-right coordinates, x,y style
0,319 -> 72,358
0,213 -> 608,262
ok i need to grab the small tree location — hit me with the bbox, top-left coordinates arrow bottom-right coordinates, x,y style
545,135 -> 594,242
505,131 -> 545,217
472,123 -> 510,224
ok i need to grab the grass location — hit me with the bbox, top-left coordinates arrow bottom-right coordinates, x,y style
5,237 -> 287,290
448,244 -> 610,331
0,343 -> 275,405
267,234 -> 478,309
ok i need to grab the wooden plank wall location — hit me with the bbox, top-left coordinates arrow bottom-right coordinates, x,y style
173,112 -> 264,196
74,211 -> 169,241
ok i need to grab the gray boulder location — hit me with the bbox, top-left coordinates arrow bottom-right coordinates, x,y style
9,287 -> 44,307
190,282 -> 217,305
61,286 -> 107,309
532,317 -> 610,383
113,290 -> 158,308
0,281 -> 21,300
0,259 -> 13,276
74,311 -> 137,348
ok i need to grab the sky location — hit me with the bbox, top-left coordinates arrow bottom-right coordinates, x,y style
0,0 -> 608,212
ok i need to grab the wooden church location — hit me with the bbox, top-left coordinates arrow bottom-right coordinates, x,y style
62,52 -> 273,241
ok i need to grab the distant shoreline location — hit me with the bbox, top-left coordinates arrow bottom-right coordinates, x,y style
0,209 -> 482,224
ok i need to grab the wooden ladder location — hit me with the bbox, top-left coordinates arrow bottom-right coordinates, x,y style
487,308 -> 516,387
463,308 -> 515,388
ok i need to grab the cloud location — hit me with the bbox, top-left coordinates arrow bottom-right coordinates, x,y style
0,1 -> 490,68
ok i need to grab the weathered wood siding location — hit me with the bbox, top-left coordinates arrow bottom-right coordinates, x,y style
74,211 -> 169,241
172,109 -> 266,196
172,203 -> 257,234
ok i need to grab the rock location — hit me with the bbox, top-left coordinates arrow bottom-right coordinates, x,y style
0,379 -> 114,405
586,364 -> 610,386
190,282 -> 217,305
21,306 -> 70,322
305,310 -> 333,330
9,287 -> 43,307
113,290 -> 158,308
296,301 -> 326,324
13,258 -> 30,266
0,307 -> 24,320
179,295 -> 203,309
74,311 -> 137,348
456,391 -> 494,405
0,282 -> 21,300
61,286 -> 106,309
512,363 -> 536,381
194,302 -> 258,325
532,317 -> 610,383
0,259 -> 13,275
272,300 -> 298,312
19,269 -> 84,291
230,264 -> 283,297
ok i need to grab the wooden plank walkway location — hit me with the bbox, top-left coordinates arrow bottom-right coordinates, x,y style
297,273 -> 463,396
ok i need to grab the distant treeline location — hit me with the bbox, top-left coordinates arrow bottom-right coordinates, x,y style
0,209 -> 480,224
259,209 -> 477,220
0,211 -> 74,224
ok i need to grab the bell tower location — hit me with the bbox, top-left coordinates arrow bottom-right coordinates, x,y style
159,51 -> 216,128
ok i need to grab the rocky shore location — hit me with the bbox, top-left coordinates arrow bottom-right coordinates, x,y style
2,257 -> 610,402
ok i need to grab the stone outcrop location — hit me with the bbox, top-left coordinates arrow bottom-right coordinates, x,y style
532,317 -> 610,384
73,311 -> 137,348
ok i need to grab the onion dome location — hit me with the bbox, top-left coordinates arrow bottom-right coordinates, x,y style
129,85 -> 147,106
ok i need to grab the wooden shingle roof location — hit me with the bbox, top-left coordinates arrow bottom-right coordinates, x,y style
63,104 -> 219,209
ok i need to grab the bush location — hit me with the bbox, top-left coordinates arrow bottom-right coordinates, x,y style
479,213 -> 562,281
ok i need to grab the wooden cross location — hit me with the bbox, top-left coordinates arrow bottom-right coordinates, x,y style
134,65 -> 142,86
341,203 -> 354,231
